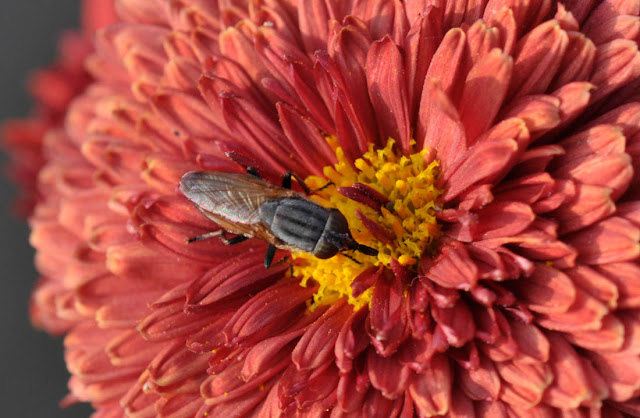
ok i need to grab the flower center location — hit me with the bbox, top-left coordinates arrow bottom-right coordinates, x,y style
293,138 -> 442,310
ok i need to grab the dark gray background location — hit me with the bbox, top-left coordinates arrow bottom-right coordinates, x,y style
0,2 -> 94,416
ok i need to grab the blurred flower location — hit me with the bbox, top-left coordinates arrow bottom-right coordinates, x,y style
5,0 -> 640,416
2,0 -> 118,215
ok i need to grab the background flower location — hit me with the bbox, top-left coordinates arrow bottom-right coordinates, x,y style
0,1 -> 116,416
4,0 -> 640,417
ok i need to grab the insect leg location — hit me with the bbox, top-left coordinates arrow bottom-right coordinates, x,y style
221,235 -> 249,245
247,166 -> 261,179
310,181 -> 335,193
282,172 -> 334,194
342,253 -> 362,264
187,230 -> 223,243
264,244 -> 277,269
356,244 -> 378,256
281,172 -> 311,193
187,230 -> 248,245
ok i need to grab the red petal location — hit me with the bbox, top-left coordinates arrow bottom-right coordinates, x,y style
597,262 -> 640,309
277,102 -> 336,175
458,353 -> 501,401
351,266 -> 384,298
443,137 -> 518,201
408,353 -> 452,416
368,271 -> 410,356
223,278 -> 316,346
367,351 -> 411,399
567,264 -> 618,309
416,78 -> 466,174
496,359 -> 553,408
335,307 -> 369,373
552,184 -> 615,235
542,333 -> 597,408
500,94 -> 561,137
566,314 -> 625,352
421,240 -> 478,290
185,252 -> 287,309
432,300 -> 476,347
424,28 -> 468,105
588,15 -> 640,45
291,299 -> 352,370
403,7 -> 443,124
508,20 -> 569,100
458,48 -> 513,144
554,152 -> 633,201
590,352 -> 640,402
567,217 -> 640,265
517,263 -> 576,314
241,310 -> 317,380
549,32 -> 596,90
590,39 -> 640,103
537,288 -> 608,333
366,36 -> 411,151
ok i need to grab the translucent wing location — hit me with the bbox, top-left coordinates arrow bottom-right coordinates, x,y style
180,171 -> 297,224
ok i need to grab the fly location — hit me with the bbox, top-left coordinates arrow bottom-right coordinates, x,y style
180,168 -> 378,268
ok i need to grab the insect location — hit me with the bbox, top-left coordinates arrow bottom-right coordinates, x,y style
180,169 -> 378,268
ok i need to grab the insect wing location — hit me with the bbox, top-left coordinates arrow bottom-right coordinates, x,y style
180,171 -> 286,224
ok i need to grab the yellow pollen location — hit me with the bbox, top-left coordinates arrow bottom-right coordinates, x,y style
293,138 -> 442,311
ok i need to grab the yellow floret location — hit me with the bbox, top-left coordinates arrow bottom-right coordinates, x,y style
294,138 -> 442,311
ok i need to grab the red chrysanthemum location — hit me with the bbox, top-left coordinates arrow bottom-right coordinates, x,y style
6,0 -> 640,416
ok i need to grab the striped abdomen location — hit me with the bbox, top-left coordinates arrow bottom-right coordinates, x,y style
258,198 -> 354,258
